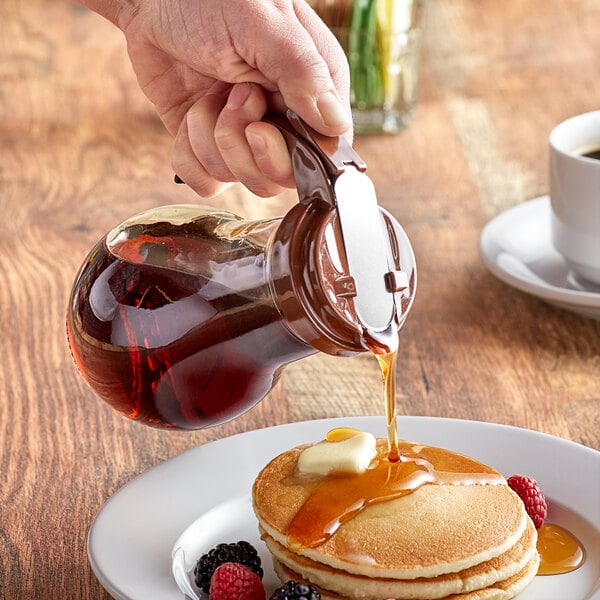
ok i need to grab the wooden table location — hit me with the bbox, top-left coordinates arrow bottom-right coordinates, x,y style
1,0 -> 599,597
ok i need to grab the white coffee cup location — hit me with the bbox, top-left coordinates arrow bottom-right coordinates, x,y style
549,110 -> 600,285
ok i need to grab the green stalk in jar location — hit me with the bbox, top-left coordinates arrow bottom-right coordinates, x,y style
348,0 -> 384,110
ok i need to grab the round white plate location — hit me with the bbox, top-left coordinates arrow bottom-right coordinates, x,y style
88,416 -> 600,600
479,196 -> 600,319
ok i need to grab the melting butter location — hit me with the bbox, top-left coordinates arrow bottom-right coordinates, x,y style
298,429 -> 377,475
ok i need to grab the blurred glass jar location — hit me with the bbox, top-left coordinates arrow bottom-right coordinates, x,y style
310,0 -> 424,134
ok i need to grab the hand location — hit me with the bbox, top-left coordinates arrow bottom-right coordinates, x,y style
81,0 -> 352,197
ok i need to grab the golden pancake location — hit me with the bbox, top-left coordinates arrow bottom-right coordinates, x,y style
261,518 -> 538,600
252,435 -> 539,600
272,552 -> 540,600
253,440 -> 529,579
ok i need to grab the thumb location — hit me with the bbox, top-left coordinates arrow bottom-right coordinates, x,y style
251,2 -> 352,136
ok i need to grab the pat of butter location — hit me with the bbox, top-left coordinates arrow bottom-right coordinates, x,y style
298,431 -> 377,475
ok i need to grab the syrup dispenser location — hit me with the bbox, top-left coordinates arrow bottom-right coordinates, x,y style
66,111 -> 416,430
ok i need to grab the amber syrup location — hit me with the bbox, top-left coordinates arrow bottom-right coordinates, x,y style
67,221 -> 313,430
537,523 -> 586,575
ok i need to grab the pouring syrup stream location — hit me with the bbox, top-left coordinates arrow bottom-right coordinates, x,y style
377,346 -> 399,462
367,319 -> 401,463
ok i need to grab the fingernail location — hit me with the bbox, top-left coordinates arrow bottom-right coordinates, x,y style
246,130 -> 268,159
316,91 -> 352,129
227,83 -> 252,110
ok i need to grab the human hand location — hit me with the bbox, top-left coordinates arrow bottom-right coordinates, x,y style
81,0 -> 352,197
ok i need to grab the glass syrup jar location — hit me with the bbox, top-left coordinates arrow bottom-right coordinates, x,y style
66,112 -> 416,430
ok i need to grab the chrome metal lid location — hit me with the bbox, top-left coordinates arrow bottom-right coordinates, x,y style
267,110 -> 415,335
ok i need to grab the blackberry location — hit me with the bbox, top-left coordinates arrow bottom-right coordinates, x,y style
270,580 -> 321,600
193,541 -> 263,593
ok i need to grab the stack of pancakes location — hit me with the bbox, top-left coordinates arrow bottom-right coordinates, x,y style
252,441 -> 539,600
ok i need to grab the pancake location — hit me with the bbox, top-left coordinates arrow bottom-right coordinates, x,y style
252,435 -> 539,600
272,553 -> 540,600
261,518 -> 538,600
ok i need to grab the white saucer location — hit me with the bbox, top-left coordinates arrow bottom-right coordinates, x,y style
480,196 -> 600,319
87,416 -> 600,600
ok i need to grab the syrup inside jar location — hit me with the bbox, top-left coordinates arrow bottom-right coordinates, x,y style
66,206 -> 318,430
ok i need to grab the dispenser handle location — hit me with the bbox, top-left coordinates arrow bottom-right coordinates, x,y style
174,109 -> 363,208
264,110 -> 365,175
263,110 -> 365,207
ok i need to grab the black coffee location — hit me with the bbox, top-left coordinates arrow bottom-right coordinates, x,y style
580,147 -> 600,160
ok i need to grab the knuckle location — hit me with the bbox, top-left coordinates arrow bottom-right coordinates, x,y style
214,127 -> 240,153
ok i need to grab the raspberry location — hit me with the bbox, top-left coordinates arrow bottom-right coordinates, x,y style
270,580 -> 321,600
507,474 -> 548,528
209,562 -> 265,600
194,541 -> 263,593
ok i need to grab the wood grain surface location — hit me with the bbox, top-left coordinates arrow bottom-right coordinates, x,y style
1,1 -> 599,598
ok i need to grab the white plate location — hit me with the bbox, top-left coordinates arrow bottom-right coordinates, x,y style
479,196 -> 600,319
88,416 -> 600,600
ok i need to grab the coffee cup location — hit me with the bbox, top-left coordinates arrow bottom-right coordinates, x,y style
549,111 -> 600,285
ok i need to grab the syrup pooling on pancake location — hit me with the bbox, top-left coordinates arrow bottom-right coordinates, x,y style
287,433 -> 505,550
